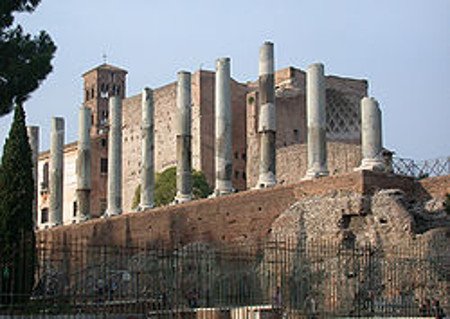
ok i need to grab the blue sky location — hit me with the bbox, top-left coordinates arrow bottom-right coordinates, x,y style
0,0 -> 449,159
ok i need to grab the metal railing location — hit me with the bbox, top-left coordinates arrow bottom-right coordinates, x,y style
1,237 -> 448,317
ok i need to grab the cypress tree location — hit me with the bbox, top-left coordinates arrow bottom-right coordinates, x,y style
0,104 -> 35,304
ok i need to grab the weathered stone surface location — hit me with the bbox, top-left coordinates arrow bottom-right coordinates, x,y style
139,88 -> 155,210
175,71 -> 193,203
304,63 -> 329,179
75,106 -> 91,222
38,65 -> 368,221
106,96 -> 122,216
214,58 -> 233,196
256,41 -> 277,188
49,117 -> 64,227
38,171 -> 449,247
357,97 -> 384,171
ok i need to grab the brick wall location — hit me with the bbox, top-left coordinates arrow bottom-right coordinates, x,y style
247,142 -> 362,188
246,66 -> 366,188
121,83 -> 180,211
197,71 -> 248,190
37,171 -> 448,249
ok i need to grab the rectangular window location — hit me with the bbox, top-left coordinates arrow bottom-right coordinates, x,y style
41,208 -> 49,224
293,129 -> 300,142
100,158 -> 108,174
73,201 -> 78,217
100,199 -> 107,214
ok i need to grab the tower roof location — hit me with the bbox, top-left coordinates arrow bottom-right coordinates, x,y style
82,63 -> 128,77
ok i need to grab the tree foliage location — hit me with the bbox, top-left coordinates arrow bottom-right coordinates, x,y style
131,167 -> 212,209
0,0 -> 56,116
0,104 -> 36,302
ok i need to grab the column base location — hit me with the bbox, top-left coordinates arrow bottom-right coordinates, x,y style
173,193 -> 192,204
355,158 -> 385,172
44,221 -> 61,229
104,209 -> 122,217
209,188 -> 235,198
302,167 -> 329,180
136,203 -> 154,212
72,215 -> 89,224
211,179 -> 234,197
255,172 -> 277,189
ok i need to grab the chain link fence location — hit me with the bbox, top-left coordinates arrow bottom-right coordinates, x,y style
393,156 -> 450,178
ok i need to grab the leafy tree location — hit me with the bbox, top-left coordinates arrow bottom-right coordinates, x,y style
131,167 -> 212,209
0,0 -> 56,116
0,104 -> 35,303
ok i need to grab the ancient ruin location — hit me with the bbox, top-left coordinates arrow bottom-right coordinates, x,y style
24,41 -> 449,317
256,41 -> 277,188
175,72 -> 193,203
139,88 -> 155,210
106,96 -> 122,216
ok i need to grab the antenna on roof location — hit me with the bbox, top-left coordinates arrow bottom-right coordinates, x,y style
102,53 -> 107,64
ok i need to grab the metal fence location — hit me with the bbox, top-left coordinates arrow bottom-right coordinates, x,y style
393,156 -> 450,178
1,236 -> 449,318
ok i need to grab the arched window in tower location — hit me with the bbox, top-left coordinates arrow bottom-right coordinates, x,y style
100,83 -> 108,99
117,85 -> 121,96
112,85 -> 117,96
91,87 -> 95,99
85,89 -> 89,101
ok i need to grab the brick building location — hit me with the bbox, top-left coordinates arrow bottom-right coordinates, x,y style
37,63 -> 367,228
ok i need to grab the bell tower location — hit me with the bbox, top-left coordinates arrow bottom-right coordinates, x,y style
82,64 -> 127,136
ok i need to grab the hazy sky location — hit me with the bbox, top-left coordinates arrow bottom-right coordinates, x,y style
0,0 -> 449,159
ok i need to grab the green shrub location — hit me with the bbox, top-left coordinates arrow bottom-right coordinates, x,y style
131,167 -> 212,209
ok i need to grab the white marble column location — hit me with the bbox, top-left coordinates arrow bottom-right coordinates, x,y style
214,57 -> 234,196
256,41 -> 277,188
139,88 -> 155,210
304,63 -> 329,179
106,96 -> 122,216
357,97 -> 385,171
75,106 -> 91,222
27,126 -> 39,228
175,71 -> 192,203
49,117 -> 64,226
